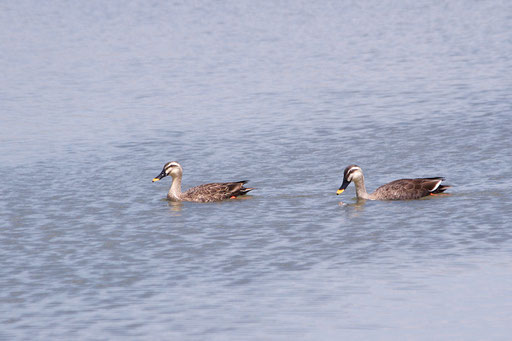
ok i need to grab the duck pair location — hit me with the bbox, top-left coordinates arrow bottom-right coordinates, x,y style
153,162 -> 450,203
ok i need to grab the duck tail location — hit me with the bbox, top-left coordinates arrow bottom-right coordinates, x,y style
433,185 -> 450,194
240,187 -> 255,195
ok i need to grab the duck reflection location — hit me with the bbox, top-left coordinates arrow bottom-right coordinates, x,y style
167,201 -> 183,213
338,198 -> 367,210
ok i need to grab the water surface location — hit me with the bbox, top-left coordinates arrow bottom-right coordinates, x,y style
1,1 -> 512,340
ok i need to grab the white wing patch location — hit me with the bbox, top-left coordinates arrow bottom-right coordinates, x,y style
430,180 -> 442,192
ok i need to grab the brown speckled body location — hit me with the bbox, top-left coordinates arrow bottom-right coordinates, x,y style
371,178 -> 448,200
174,181 -> 252,203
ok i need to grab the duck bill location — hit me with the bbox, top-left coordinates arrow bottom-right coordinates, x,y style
152,171 -> 166,182
337,179 -> 350,195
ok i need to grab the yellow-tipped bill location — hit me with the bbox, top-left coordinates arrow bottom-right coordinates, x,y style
337,178 -> 350,195
153,170 -> 166,182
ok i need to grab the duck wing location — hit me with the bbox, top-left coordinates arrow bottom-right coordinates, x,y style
373,177 -> 448,200
182,180 -> 254,203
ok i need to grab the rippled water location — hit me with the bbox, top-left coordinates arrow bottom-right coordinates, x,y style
2,1 -> 512,340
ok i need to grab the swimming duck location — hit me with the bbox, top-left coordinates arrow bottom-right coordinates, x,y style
337,165 -> 450,200
152,161 -> 254,202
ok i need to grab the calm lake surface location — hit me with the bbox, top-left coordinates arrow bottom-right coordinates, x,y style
1,1 -> 512,340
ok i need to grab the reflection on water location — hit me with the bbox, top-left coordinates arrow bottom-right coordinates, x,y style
167,201 -> 183,213
1,0 -> 512,340
338,199 -> 367,220
339,198 -> 368,209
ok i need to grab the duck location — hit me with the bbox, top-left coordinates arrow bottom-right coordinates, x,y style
337,164 -> 450,200
152,161 -> 254,202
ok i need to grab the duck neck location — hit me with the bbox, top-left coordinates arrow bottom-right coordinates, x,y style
353,176 -> 370,200
167,176 -> 182,201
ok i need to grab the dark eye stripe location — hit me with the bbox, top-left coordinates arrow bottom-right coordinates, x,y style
345,167 -> 360,177
165,164 -> 177,171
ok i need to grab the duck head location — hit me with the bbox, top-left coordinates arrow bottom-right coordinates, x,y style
337,164 -> 363,195
152,161 -> 183,182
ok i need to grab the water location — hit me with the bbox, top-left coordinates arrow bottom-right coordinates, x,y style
1,1 -> 512,339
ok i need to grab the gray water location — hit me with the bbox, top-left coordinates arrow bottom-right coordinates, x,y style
1,1 -> 512,340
